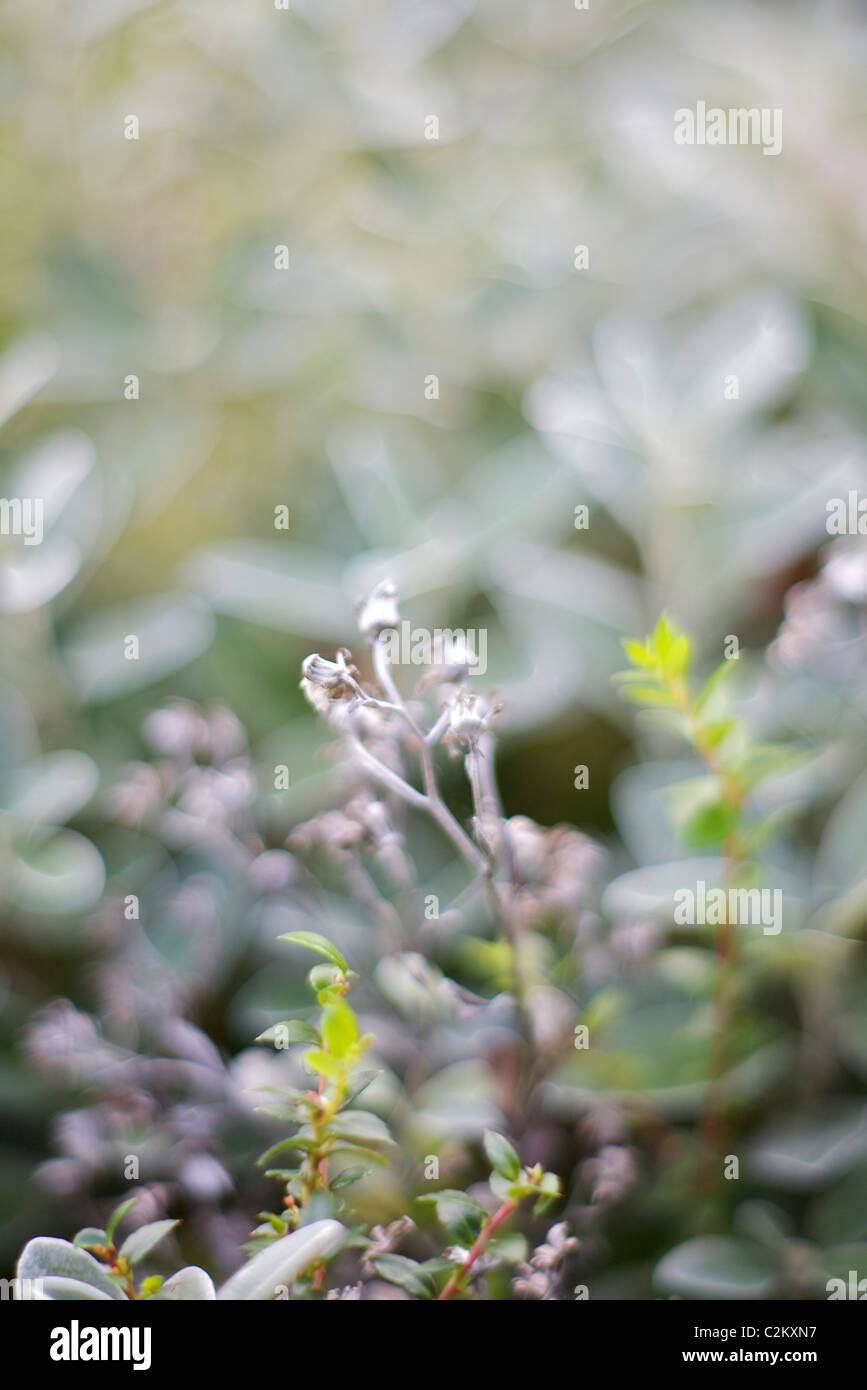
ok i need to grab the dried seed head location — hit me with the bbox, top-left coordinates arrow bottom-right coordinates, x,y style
300,650 -> 360,712
513,1221 -> 579,1298
513,1269 -> 550,1299
581,1144 -> 638,1208
106,761 -> 165,826
361,1216 -> 416,1275
530,1221 -> 579,1269
823,539 -> 867,604
444,688 -> 496,750
417,632 -> 479,689
358,579 -> 400,639
504,816 -> 549,880
143,699 -> 209,759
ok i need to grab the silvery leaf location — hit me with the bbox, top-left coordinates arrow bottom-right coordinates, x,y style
38,1276 -> 116,1301
16,1238 -> 123,1299
159,1266 -> 217,1300
217,1219 -> 345,1300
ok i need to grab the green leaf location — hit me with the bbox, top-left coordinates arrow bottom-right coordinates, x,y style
255,1100 -> 312,1123
629,708 -> 688,739
419,1189 -> 486,1244
621,638 -> 653,668
370,1253 -> 437,1299
614,668 -> 663,685
325,1143 -> 389,1166
327,1110 -> 393,1146
483,1130 -> 521,1181
533,1170 -> 562,1213
257,1212 -> 289,1232
489,1171 -> 517,1203
339,1070 -> 379,1109
278,931 -> 348,973
303,1047 -> 344,1082
681,798 -> 739,849
321,1000 -> 358,1059
254,1084 -> 311,1108
666,777 -> 739,849
309,964 -> 342,994
698,719 -> 736,748
619,685 -> 676,707
73,1228 -> 107,1250
105,1198 -> 137,1244
329,1166 -> 371,1191
258,1133 -> 319,1165
652,613 -> 676,662
118,1219 -> 180,1267
695,660 -> 735,713
487,1232 -> 528,1264
666,633 -> 691,677
418,1257 -> 458,1280
255,1020 -> 320,1047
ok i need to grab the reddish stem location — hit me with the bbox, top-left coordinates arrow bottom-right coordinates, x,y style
437,1199 -> 517,1301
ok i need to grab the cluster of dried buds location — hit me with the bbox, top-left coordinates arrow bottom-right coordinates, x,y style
512,1222 -> 579,1299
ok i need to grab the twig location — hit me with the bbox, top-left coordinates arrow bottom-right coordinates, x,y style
437,1199 -> 517,1301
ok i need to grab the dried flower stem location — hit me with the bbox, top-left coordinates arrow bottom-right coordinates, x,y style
347,637 -> 491,878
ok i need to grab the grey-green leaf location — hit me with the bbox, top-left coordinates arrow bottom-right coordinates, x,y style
255,1020 -> 320,1047
159,1266 -> 217,1300
654,1236 -> 779,1299
72,1228 -> 107,1250
17,1238 -> 123,1299
118,1220 -> 180,1266
328,1110 -> 393,1146
38,1276 -> 117,1301
217,1219 -> 345,1300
